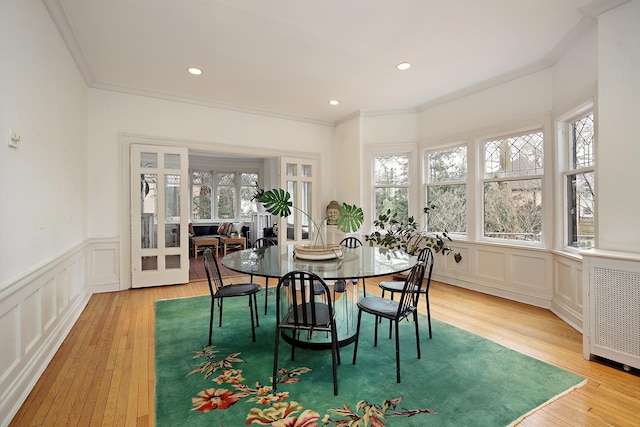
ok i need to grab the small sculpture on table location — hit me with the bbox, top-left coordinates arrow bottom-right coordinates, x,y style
326,200 -> 341,225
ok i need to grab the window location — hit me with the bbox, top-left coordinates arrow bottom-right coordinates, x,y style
191,170 -> 258,221
425,145 -> 467,235
373,154 -> 410,221
191,171 -> 212,220
483,130 -> 544,242
565,112 -> 595,248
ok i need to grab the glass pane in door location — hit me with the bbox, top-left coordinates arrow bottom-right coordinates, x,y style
141,173 -> 157,249
164,153 -> 180,169
286,180 -> 296,242
165,174 -> 180,248
141,152 -> 157,168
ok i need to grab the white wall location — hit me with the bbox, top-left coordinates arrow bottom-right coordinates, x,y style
0,1 -> 88,285
597,0 -> 640,253
0,1 -> 90,424
553,27 -> 598,111
334,117 -> 363,207
417,70 -> 554,141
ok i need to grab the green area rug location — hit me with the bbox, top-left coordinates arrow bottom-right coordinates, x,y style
155,294 -> 585,426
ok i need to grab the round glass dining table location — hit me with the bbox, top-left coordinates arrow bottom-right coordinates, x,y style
221,244 -> 417,349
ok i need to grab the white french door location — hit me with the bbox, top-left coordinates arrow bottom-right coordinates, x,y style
278,157 -> 319,245
131,144 -> 189,288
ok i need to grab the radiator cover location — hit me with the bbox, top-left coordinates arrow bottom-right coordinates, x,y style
583,250 -> 640,370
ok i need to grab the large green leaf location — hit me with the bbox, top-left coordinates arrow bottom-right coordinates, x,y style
256,188 -> 292,217
337,203 -> 364,233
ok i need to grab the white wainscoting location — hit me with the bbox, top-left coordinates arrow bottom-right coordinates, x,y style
0,243 -> 90,426
85,238 -> 121,293
0,238 -> 122,426
551,252 -> 584,332
432,241 -> 554,309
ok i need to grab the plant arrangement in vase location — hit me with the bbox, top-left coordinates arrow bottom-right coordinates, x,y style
365,205 -> 462,263
253,186 -> 364,256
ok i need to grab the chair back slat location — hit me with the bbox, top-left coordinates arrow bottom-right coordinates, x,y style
340,237 -> 362,248
276,271 -> 334,330
396,261 -> 426,319
203,248 -> 224,295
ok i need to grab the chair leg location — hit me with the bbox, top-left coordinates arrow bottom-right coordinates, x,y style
218,299 -> 224,327
208,298 -> 215,346
373,314 -> 380,347
272,327 -> 280,392
248,295 -> 256,342
352,310 -> 362,364
331,323 -> 339,395
388,291 -> 396,339
425,293 -> 432,339
290,329 -> 297,361
264,278 -> 269,315
414,309 -> 421,359
395,320 -> 401,383
253,293 -> 260,327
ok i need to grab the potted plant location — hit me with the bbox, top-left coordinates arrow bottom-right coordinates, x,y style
253,186 -> 364,259
365,205 -> 462,263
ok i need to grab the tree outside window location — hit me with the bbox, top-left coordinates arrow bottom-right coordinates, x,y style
483,131 -> 544,242
191,171 -> 212,220
426,146 -> 467,235
374,154 -> 410,222
191,169 -> 258,221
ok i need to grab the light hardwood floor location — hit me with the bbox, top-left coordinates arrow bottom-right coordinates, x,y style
8,275 -> 640,426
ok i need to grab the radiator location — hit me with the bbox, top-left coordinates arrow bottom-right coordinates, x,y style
583,250 -> 640,370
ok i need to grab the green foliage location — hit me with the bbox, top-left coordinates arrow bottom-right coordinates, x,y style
255,188 -> 293,217
337,203 -> 364,234
365,208 -> 462,262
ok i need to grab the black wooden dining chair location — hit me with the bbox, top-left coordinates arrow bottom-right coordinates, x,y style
379,246 -> 435,338
203,248 -> 261,345
273,270 -> 340,395
251,237 -> 277,314
352,260 -> 426,383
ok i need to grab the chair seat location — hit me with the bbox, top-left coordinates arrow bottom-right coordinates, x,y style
284,302 -> 332,326
216,283 -> 261,297
379,281 -> 421,293
357,296 -> 402,319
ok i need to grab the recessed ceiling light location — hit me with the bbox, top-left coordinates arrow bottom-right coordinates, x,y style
329,100 -> 340,106
187,67 -> 203,75
396,62 -> 411,71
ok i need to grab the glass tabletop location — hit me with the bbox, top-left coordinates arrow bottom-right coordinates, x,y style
220,244 -> 416,280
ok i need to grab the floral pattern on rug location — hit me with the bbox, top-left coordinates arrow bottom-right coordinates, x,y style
187,345 -> 436,426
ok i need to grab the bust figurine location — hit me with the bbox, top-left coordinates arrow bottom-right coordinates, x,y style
326,200 -> 341,225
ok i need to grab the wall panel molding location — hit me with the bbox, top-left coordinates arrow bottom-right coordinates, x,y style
0,244 -> 91,426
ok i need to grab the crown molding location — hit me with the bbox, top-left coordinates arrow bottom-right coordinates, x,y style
579,0 -> 632,17
42,0 -> 94,85
91,82 -> 334,127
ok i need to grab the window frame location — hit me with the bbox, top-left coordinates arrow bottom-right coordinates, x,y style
372,152 -> 412,224
364,144 -> 419,233
480,128 -> 545,245
190,167 -> 260,222
558,106 -> 595,252
424,143 -> 468,236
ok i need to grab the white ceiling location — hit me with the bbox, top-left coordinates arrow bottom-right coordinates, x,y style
46,0 -> 617,125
